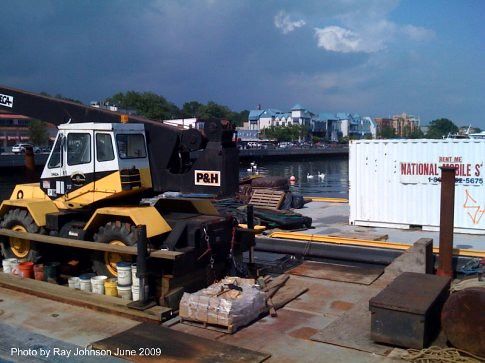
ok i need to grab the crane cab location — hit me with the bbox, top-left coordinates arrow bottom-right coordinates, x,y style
41,122 -> 152,208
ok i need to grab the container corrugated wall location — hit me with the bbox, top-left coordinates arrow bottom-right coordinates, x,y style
349,139 -> 485,234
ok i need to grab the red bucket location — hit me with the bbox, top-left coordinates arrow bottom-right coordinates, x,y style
18,262 -> 34,279
33,264 -> 44,281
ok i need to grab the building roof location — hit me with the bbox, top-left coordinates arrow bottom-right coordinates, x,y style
0,114 -> 31,119
291,104 -> 304,111
248,110 -> 265,121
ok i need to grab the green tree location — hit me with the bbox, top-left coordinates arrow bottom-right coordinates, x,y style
181,101 -> 203,118
197,101 -> 232,119
408,127 -> 424,139
426,118 -> 458,139
378,125 -> 396,139
263,124 -> 308,142
29,119 -> 49,145
107,91 -> 181,120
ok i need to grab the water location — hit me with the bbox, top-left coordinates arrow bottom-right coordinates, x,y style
0,158 -> 349,200
241,157 -> 349,198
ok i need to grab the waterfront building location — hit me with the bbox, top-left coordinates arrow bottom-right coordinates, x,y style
375,113 -> 420,137
246,106 -> 375,141
0,113 -> 57,150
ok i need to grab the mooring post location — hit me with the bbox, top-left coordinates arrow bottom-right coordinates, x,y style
437,166 -> 456,278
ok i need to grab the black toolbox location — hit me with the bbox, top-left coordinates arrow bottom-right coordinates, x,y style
369,272 -> 451,349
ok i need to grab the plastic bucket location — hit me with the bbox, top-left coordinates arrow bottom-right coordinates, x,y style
131,264 -> 139,287
91,275 -> 107,295
79,274 -> 93,292
18,262 -> 34,279
2,258 -> 18,274
33,264 -> 44,281
104,278 -> 118,297
10,261 -> 20,275
117,285 -> 132,300
116,262 -> 132,286
131,285 -> 148,301
68,277 -> 80,289
44,262 -> 60,283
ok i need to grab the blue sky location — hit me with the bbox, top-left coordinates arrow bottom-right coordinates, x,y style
0,0 -> 483,127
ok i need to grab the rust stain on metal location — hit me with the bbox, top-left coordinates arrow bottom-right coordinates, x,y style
330,300 -> 354,311
442,287 -> 485,357
288,327 -> 319,340
288,261 -> 383,285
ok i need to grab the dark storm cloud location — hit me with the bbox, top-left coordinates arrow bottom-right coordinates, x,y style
0,0 -> 483,126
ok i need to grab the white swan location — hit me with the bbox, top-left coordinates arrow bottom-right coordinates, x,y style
307,173 -> 314,179
318,172 -> 325,179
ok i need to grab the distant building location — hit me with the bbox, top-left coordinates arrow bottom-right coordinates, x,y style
0,113 -> 57,149
374,113 -> 420,137
162,118 -> 198,129
319,113 -> 376,141
245,105 -> 375,140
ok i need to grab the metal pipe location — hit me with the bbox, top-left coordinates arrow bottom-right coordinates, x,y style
247,204 -> 255,263
267,231 -> 485,258
256,236 -> 400,265
136,224 -> 149,303
437,166 -> 456,278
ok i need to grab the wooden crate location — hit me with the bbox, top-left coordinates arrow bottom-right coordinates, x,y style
249,189 -> 285,210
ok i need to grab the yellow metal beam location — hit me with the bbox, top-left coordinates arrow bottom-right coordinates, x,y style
307,197 -> 348,203
268,231 -> 485,258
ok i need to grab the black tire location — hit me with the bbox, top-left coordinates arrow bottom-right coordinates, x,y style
0,208 -> 43,262
92,221 -> 138,277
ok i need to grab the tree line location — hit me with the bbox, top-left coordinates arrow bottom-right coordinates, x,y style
28,91 -> 476,144
106,91 -> 249,127
377,118 -> 479,140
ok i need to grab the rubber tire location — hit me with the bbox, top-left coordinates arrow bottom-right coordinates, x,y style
0,208 -> 43,262
92,221 -> 137,277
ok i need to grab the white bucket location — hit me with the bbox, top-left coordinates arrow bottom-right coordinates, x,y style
2,258 -> 18,274
132,285 -> 140,301
91,275 -> 107,295
68,277 -> 80,289
131,264 -> 139,287
116,262 -> 132,286
118,285 -> 132,300
79,277 -> 92,292
9,261 -> 20,276
131,285 -> 148,301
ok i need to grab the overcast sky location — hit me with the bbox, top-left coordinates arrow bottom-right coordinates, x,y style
0,0 -> 483,127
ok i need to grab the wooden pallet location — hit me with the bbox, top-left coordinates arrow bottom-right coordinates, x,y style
249,189 -> 285,210
180,317 -> 236,334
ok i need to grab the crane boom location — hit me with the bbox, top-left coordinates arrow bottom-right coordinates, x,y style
0,85 -> 238,197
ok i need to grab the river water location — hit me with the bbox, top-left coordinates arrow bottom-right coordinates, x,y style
240,157 -> 349,198
0,158 -> 349,200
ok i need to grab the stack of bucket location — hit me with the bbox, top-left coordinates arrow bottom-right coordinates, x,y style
73,273 -> 113,295
1,259 -> 59,282
116,262 -> 143,301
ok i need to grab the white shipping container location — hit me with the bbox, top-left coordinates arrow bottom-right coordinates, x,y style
349,139 -> 485,234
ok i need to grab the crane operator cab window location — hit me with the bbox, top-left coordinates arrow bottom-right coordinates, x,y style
67,133 -> 91,165
48,134 -> 63,168
116,134 -> 146,159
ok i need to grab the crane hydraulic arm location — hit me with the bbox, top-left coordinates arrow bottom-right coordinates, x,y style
0,85 -> 238,197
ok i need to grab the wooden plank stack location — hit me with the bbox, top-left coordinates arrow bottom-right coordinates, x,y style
249,189 -> 285,210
